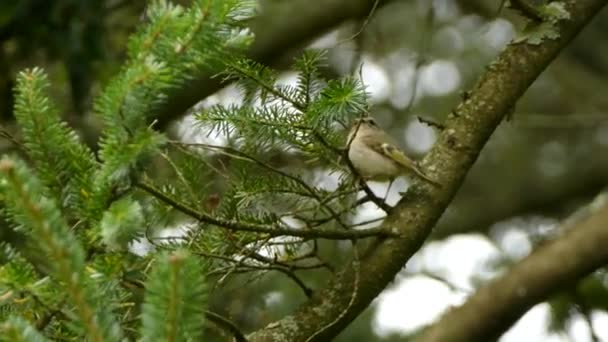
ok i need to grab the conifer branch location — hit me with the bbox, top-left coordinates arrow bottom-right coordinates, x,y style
0,158 -> 121,341
136,181 -> 394,240
171,141 -> 352,229
154,0 -> 390,127
141,249 -> 207,341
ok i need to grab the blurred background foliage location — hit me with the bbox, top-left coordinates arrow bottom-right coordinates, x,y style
1,0 -> 607,340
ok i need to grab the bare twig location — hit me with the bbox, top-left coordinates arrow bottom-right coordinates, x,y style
204,310 -> 248,342
136,181 -> 394,240
171,141 -> 352,230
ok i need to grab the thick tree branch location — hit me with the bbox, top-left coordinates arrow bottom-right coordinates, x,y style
247,1 -> 607,340
155,0 -> 391,128
416,193 -> 608,342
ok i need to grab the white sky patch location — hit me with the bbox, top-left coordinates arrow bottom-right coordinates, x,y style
388,58 -> 418,109
275,72 -> 304,115
360,178 -> 408,205
404,119 -> 437,153
413,234 -> 501,289
500,304 -> 565,342
482,18 -> 516,51
360,56 -> 391,104
177,84 -> 245,145
432,0 -> 460,22
312,168 -> 343,192
373,275 -> 466,336
568,314 -> 597,342
250,236 -> 309,261
375,232 -> 603,341
279,215 -> 304,229
491,226 -> 532,260
419,60 -> 461,96
433,26 -> 465,55
129,238 -> 153,257
264,291 -> 285,307
350,201 -> 386,230
175,114 -> 230,146
156,222 -> 192,242
129,221 -> 195,256
456,14 -> 485,33
192,84 -> 243,111
309,29 -> 339,49
348,178 -> 409,229
329,47 -> 357,75
591,311 -> 608,341
276,71 -> 299,87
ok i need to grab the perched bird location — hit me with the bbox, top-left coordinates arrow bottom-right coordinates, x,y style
347,117 -> 440,186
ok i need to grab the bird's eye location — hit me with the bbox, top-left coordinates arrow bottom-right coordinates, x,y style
366,118 -> 377,126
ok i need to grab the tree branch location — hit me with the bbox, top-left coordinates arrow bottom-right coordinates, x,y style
135,181 -> 394,240
416,192 -> 608,342
246,1 -> 607,340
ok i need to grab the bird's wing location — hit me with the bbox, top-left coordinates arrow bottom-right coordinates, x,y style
361,135 -> 416,168
362,135 -> 441,186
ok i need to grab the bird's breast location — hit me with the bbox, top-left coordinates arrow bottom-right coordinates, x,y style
348,140 -> 399,178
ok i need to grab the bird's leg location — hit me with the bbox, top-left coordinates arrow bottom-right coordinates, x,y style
383,178 -> 394,204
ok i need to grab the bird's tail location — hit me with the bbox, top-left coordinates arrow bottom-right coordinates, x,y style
412,165 -> 441,187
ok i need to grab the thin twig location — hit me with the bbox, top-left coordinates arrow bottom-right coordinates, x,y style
172,141 -> 352,230
137,181 -> 393,239
204,310 -> 248,342
335,0 -> 381,47
403,5 -> 434,116
305,242 -> 360,342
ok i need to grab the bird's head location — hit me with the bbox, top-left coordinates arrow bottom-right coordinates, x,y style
350,117 -> 380,134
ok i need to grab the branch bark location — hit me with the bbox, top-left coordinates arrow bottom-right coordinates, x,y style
416,193 -> 608,342
247,1 -> 607,340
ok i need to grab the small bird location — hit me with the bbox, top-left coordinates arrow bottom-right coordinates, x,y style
347,117 -> 440,186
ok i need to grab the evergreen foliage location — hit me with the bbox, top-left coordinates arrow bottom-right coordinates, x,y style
2,0 -> 605,341
12,68 -> 96,219
141,250 -> 207,342
0,158 -> 122,341
0,0 -> 377,339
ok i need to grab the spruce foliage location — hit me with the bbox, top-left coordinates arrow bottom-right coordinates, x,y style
0,0 -> 377,339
